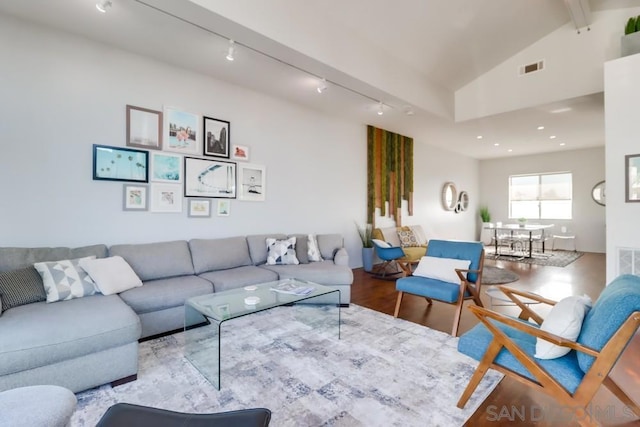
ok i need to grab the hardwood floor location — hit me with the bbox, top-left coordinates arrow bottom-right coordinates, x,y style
351,252 -> 640,426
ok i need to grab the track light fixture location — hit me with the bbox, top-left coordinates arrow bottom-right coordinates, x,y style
377,102 -> 384,116
226,40 -> 235,61
96,0 -> 112,13
317,79 -> 327,94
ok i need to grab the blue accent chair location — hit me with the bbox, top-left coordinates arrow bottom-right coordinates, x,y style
457,274 -> 640,426
394,239 -> 485,336
371,240 -> 407,278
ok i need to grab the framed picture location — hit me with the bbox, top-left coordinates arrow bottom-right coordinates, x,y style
151,152 -> 182,183
122,184 -> 148,211
93,144 -> 148,183
184,157 -> 236,199
203,116 -> 230,158
217,199 -> 231,216
188,199 -> 211,218
150,183 -> 183,213
238,163 -> 266,201
126,105 -> 162,150
626,154 -> 640,202
231,144 -> 249,161
164,107 -> 199,154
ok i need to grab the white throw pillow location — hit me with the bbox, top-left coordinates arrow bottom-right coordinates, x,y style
34,256 -> 98,303
379,227 -> 402,247
408,225 -> 428,245
535,295 -> 592,359
80,256 -> 143,295
371,239 -> 392,248
307,234 -> 324,262
266,237 -> 300,265
413,256 -> 471,284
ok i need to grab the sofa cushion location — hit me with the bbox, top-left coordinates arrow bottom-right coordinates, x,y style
288,234 -> 309,264
198,266 -> 278,293
118,276 -> 213,314
307,234 -> 324,262
246,234 -> 287,265
109,241 -> 194,281
260,262 -> 354,286
0,245 -> 108,273
189,237 -> 253,274
266,237 -> 299,265
316,234 -> 343,261
34,257 -> 98,302
396,275 -> 470,303
536,295 -> 592,360
0,294 -> 140,376
378,227 -> 402,247
0,267 -> 46,312
408,225 -> 428,245
80,256 -> 142,296
398,229 -> 420,247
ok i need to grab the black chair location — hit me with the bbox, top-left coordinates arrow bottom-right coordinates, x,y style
97,403 -> 271,427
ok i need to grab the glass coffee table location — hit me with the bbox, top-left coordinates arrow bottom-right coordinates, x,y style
183,278 -> 341,389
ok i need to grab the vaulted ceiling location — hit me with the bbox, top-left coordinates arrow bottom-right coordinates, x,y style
2,0 -> 639,158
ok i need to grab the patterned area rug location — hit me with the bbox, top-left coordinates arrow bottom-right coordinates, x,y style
482,266 -> 519,285
485,247 -> 584,267
72,305 -> 502,426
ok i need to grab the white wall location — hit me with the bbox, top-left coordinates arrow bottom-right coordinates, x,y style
0,16 -> 479,267
478,147 -> 605,253
604,53 -> 640,281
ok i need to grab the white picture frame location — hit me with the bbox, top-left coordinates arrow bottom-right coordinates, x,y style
164,107 -> 200,155
231,144 -> 249,161
150,183 -> 183,213
188,199 -> 211,218
217,199 -> 231,216
150,152 -> 182,183
238,163 -> 266,201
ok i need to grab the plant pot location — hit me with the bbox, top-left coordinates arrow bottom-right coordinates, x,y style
622,32 -> 640,57
480,222 -> 493,245
362,247 -> 374,272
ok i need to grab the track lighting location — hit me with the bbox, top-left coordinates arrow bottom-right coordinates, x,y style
377,102 -> 384,116
226,40 -> 235,61
96,0 -> 112,13
317,79 -> 327,94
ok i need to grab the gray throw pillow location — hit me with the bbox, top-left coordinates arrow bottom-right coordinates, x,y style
289,234 -> 309,264
0,267 -> 47,311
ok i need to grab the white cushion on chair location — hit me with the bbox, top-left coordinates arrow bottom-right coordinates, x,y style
372,239 -> 391,248
413,256 -> 470,284
535,294 -> 592,359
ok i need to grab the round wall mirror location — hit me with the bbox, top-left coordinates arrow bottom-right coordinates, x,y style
442,182 -> 457,211
455,191 -> 469,213
591,180 -> 605,206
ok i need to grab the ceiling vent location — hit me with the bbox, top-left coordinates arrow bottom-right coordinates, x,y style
519,60 -> 544,76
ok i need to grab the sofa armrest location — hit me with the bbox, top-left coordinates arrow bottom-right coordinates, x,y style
333,248 -> 349,266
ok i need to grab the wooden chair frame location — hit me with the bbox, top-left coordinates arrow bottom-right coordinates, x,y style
394,249 -> 485,337
457,285 -> 640,427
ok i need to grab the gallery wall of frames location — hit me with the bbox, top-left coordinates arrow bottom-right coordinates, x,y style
92,105 -> 266,219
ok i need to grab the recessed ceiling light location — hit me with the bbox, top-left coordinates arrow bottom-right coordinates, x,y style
559,142 -> 566,146
550,107 -> 572,114
549,135 -> 557,139
537,126 -> 545,130
476,135 -> 483,140
377,102 -> 384,116
508,149 -> 513,152
96,0 -> 112,13
226,40 -> 235,61
494,143 -> 500,147
316,79 -> 327,94
404,106 -> 415,116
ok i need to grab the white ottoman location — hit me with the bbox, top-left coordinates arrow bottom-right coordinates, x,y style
0,385 -> 76,427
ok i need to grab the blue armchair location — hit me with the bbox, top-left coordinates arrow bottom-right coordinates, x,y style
394,239 -> 484,336
456,275 -> 640,426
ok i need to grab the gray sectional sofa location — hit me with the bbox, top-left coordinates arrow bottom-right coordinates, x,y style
0,234 -> 352,394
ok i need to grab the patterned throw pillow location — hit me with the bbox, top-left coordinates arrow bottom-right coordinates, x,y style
34,256 -> 99,303
0,266 -> 47,312
398,229 -> 420,247
266,237 -> 300,265
307,234 -> 324,262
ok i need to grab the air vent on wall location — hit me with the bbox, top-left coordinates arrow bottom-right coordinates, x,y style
618,247 -> 640,276
518,60 -> 544,76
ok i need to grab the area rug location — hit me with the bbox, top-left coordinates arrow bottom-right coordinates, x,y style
482,266 -> 519,285
485,247 -> 583,267
71,305 -> 502,426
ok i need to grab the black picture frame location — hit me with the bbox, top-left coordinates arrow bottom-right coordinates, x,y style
93,144 -> 149,183
203,116 -> 230,158
184,157 -> 236,199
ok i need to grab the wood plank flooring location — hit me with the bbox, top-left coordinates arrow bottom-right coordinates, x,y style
351,252 -> 640,426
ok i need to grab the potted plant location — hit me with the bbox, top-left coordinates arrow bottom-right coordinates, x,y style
621,15 -> 640,57
479,206 -> 491,223
518,217 -> 527,228
356,222 -> 374,272
479,206 -> 493,245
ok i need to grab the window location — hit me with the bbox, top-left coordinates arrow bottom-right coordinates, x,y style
509,172 -> 572,219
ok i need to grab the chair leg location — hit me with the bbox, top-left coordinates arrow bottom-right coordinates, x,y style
424,297 -> 433,305
457,339 -> 503,408
452,300 -> 464,337
603,376 -> 640,417
394,292 -> 404,318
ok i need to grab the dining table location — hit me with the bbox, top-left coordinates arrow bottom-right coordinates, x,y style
493,223 -> 554,258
